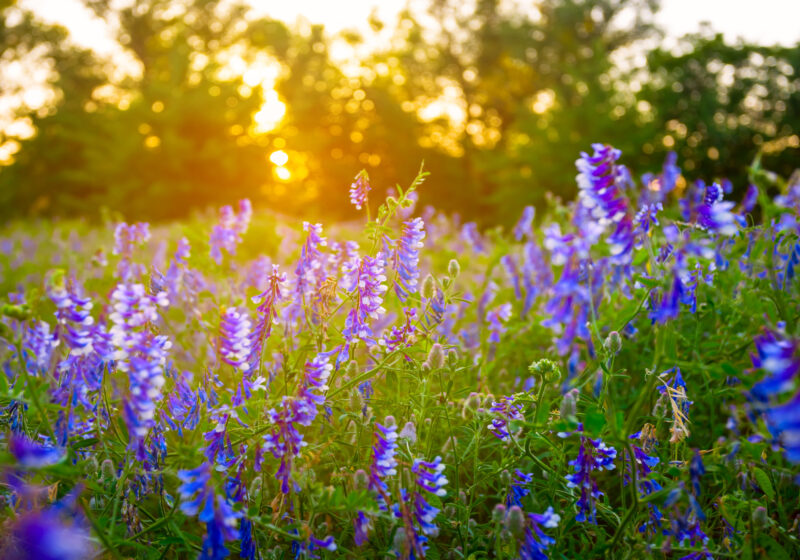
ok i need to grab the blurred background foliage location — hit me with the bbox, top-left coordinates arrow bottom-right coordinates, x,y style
0,0 -> 798,224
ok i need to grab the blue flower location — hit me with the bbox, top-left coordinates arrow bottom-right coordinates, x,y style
507,470 -> 533,508
178,463 -> 241,560
749,327 -> 799,401
562,430 -> 617,524
9,433 -> 65,468
696,183 -> 737,236
519,506 -> 560,560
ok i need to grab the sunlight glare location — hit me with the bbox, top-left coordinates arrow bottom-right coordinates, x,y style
275,166 -> 291,181
269,150 -> 289,166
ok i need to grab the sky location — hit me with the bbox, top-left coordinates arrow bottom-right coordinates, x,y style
16,0 -> 800,57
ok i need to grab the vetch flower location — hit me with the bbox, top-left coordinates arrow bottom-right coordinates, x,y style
514,206 -> 536,241
575,143 -> 634,264
349,170 -> 371,210
218,307 -> 252,372
561,429 -> 617,524
488,395 -> 523,441
9,434 -> 65,468
393,217 -> 426,301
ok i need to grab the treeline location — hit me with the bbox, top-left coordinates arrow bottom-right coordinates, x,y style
0,0 -> 798,224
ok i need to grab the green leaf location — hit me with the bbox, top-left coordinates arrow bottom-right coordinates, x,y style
753,467 -> 775,500
759,534 -> 790,560
584,406 -> 606,436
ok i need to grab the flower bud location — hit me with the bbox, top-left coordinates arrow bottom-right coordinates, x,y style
399,421 -> 417,445
353,469 -> 368,491
83,457 -> 99,477
447,349 -> 458,366
384,415 -> 397,428
462,392 -> 481,419
752,506 -> 768,528
500,469 -> 511,485
249,476 -> 263,499
345,360 -> 358,379
100,459 -> 116,482
447,259 -> 460,279
603,331 -> 622,355
560,388 -> 579,419
426,343 -> 445,370
529,359 -> 561,383
504,505 -> 526,537
350,388 -> 364,411
492,504 -> 507,522
392,528 -> 409,557
421,274 -> 435,299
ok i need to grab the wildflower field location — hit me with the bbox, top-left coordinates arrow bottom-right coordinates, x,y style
2,145 -> 800,560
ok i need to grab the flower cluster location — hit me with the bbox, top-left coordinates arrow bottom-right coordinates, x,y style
562,429 -> 617,523
210,199 -> 252,265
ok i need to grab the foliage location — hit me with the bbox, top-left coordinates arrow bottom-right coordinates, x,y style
1,0 -> 799,224
1,144 -> 800,558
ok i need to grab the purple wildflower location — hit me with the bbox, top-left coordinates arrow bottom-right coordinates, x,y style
369,420 -> 399,507
218,307 -> 252,372
393,455 -> 448,558
488,396 -> 523,440
518,507 -> 560,560
250,265 -> 287,371
113,222 -> 150,280
486,303 -> 512,344
349,170 -> 371,210
696,183 -> 737,236
178,463 -> 241,560
749,326 -> 800,462
6,507 -> 94,560
9,433 -> 65,468
210,200 -> 252,265
562,430 -> 617,523
575,143 -> 634,263
507,470 -> 533,508
514,206 -> 536,241
393,217 -> 426,301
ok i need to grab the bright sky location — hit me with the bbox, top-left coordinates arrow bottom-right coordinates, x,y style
17,0 -> 800,56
